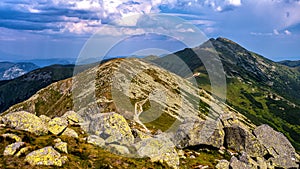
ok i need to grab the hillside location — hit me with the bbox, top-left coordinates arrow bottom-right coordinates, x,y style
0,65 -> 74,113
2,57 -> 299,168
152,37 -> 300,151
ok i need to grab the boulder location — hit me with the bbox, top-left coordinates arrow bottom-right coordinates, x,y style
230,156 -> 252,169
61,128 -> 79,138
87,135 -> 105,147
107,144 -> 130,155
62,111 -> 84,125
216,159 -> 229,169
134,136 -> 179,169
1,133 -> 22,142
224,124 -> 266,157
25,146 -> 67,166
173,118 -> 225,148
2,111 -> 48,135
48,117 -> 68,135
88,112 -> 134,145
254,124 -> 299,168
3,142 -> 25,156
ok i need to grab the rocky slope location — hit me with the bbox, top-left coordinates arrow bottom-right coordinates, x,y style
2,58 -> 299,168
0,62 -> 39,81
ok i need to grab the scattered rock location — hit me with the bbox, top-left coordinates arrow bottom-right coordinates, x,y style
54,142 -> 68,154
88,112 -> 134,145
61,128 -> 79,138
3,142 -> 25,156
62,111 -> 84,125
87,135 -> 105,147
107,144 -> 130,155
134,136 -> 179,169
173,119 -> 225,149
25,146 -> 67,166
216,159 -> 229,169
1,133 -> 22,142
2,111 -> 48,135
48,117 -> 68,135
254,124 -> 299,168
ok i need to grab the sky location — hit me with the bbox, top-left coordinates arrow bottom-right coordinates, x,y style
0,0 -> 300,62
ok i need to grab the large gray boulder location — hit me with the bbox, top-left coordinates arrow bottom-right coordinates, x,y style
254,124 -> 299,168
224,124 -> 266,157
172,118 -> 225,149
88,112 -> 134,145
2,111 -> 48,135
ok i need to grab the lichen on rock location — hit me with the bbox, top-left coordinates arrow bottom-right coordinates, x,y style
3,142 -> 25,156
2,111 -> 48,135
88,112 -> 134,145
25,146 -> 67,166
48,117 -> 68,135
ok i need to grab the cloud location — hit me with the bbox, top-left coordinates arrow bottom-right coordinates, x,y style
284,29 -> 292,35
273,29 -> 280,35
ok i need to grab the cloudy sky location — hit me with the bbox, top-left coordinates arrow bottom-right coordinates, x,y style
0,0 -> 300,61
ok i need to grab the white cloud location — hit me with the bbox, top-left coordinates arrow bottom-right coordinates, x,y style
284,29 -> 292,35
226,0 -> 241,6
273,29 -> 280,35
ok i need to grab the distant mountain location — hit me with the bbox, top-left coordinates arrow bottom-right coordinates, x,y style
278,60 -> 300,72
0,62 -> 39,80
0,64 -> 74,113
278,60 -> 300,67
18,58 -> 77,67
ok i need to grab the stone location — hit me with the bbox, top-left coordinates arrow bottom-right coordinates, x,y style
88,112 -> 134,145
15,146 -> 30,157
107,144 -> 130,155
61,128 -> 79,138
216,159 -> 229,169
254,124 -> 299,168
230,156 -> 252,169
62,111 -> 84,125
2,111 -> 48,135
173,118 -> 225,149
25,146 -> 67,166
134,136 -> 179,169
3,142 -> 25,156
39,115 -> 51,124
87,135 -> 105,147
224,124 -> 266,157
54,142 -> 68,154
1,133 -> 22,142
48,117 -> 68,135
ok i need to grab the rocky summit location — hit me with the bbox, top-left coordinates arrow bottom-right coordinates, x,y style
1,56 -> 299,169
